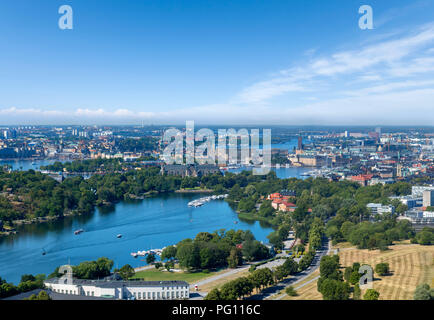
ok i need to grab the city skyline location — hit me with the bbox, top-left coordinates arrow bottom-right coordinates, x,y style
0,0 -> 434,125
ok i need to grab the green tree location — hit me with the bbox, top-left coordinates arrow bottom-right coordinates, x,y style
285,286 -> 298,297
227,248 -> 242,269
25,290 -> 51,300
353,284 -> 361,300
161,245 -> 177,261
154,262 -> 163,270
413,284 -> 433,300
204,288 -> 222,300
146,253 -> 156,265
375,263 -> 390,276
118,264 -> 135,280
282,258 -> 298,276
319,255 -> 342,281
164,261 -> 174,271
363,289 -> 380,300
248,268 -> 274,293
319,278 -> 350,300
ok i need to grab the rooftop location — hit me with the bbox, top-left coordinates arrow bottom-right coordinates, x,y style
45,278 -> 189,288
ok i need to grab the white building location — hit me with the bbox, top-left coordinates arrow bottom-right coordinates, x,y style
389,195 -> 423,209
412,186 -> 434,197
44,278 -> 190,300
367,203 -> 395,215
423,211 -> 434,218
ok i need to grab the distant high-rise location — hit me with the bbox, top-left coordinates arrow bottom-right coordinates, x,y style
297,136 -> 303,150
375,127 -> 382,135
423,190 -> 434,208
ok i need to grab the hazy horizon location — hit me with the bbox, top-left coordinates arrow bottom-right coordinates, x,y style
1,0 -> 434,125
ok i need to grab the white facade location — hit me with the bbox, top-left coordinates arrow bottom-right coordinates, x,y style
44,279 -> 190,300
412,186 -> 434,197
367,203 -> 395,215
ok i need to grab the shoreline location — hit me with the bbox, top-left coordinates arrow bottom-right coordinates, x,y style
175,189 -> 213,194
0,189 -> 215,237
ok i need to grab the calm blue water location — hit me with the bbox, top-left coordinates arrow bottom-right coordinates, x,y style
0,143 -> 310,284
0,159 -> 62,171
0,193 -> 273,284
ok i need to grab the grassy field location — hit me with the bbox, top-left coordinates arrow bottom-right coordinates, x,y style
337,241 -> 434,300
131,268 -> 225,284
273,241 -> 434,300
197,269 -> 251,292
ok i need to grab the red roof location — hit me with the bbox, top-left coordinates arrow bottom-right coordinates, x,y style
281,201 -> 296,207
351,174 -> 373,181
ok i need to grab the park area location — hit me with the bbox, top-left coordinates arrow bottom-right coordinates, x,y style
131,268 -> 226,285
274,241 -> 434,300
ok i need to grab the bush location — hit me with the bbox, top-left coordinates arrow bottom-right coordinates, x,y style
414,283 -> 434,300
353,284 -> 361,300
363,289 -> 380,300
375,263 -> 390,276
285,286 -> 298,296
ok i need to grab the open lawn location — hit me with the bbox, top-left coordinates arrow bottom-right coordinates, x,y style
274,241 -> 434,300
197,269 -> 251,292
131,268 -> 226,284
337,241 -> 434,300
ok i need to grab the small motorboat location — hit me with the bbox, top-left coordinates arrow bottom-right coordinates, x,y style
74,229 -> 84,235
42,249 -> 46,256
117,234 -> 122,238
234,221 -> 238,224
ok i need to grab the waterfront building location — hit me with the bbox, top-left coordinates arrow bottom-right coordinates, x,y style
44,278 -> 190,300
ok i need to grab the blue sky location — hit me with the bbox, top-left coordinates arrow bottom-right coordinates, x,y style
0,0 -> 434,125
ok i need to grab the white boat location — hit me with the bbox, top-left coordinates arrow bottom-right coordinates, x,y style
187,194 -> 229,208
117,234 -> 122,238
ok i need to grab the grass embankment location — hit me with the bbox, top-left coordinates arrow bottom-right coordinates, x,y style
276,241 -> 434,300
237,212 -> 276,225
272,270 -> 322,300
131,268 -> 224,284
198,269 -> 251,292
175,188 -> 214,193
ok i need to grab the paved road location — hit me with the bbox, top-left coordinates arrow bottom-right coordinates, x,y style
194,265 -> 251,288
134,265 -> 154,272
246,238 -> 331,300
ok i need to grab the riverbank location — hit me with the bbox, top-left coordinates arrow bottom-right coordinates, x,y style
175,189 -> 214,193
0,192 -> 274,285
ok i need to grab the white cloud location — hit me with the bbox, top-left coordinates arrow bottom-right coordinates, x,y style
2,22 -> 434,125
